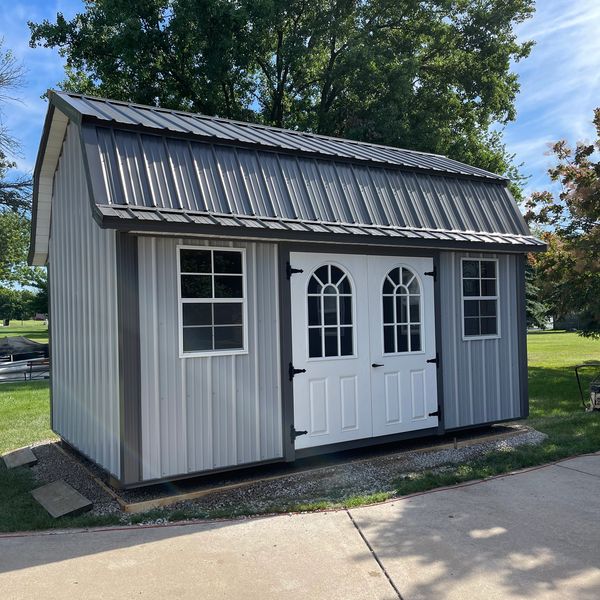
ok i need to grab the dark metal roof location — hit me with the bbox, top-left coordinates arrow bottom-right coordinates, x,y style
29,90 -> 544,262
52,91 -> 505,181
86,125 -> 529,238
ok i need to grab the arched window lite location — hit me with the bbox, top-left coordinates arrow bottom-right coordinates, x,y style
307,264 -> 353,358
382,266 -> 422,354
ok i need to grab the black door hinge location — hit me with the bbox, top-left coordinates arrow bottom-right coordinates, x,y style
291,425 -> 308,442
429,407 -> 441,418
288,362 -> 307,381
426,353 -> 440,367
286,262 -> 304,279
424,266 -> 436,281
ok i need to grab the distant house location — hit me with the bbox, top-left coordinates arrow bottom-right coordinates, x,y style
29,91 -> 545,488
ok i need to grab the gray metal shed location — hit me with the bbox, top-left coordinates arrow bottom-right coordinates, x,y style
30,90 -> 545,487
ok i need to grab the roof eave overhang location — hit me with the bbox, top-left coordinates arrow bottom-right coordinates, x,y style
28,98 -> 71,265
99,216 -> 547,254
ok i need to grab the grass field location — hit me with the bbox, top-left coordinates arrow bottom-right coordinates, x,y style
0,328 -> 599,530
0,320 -> 49,343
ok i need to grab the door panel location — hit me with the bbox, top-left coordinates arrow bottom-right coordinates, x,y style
367,256 -> 439,436
290,252 -> 372,449
290,251 -> 438,450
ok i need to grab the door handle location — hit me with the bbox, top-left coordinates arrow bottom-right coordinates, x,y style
371,363 -> 384,368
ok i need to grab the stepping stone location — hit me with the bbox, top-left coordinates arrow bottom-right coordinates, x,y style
32,480 -> 92,518
2,447 -> 37,469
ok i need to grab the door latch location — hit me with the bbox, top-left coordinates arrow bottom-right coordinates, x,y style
291,425 -> 308,442
424,267 -> 437,281
289,362 -> 307,381
371,363 -> 384,368
426,353 -> 440,367
286,262 -> 304,279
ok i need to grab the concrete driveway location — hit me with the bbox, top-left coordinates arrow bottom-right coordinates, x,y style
1,454 -> 599,600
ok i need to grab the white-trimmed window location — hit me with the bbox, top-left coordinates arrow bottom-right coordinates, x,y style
307,264 -> 354,358
382,266 -> 422,353
462,258 -> 499,338
178,246 -> 247,356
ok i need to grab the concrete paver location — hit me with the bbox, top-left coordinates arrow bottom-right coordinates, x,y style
31,480 -> 92,518
0,511 -> 396,600
350,460 -> 600,600
2,447 -> 37,469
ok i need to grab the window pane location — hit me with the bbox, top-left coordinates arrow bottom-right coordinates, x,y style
323,295 -> 337,325
183,327 -> 212,352
464,317 -> 480,336
330,266 -> 344,284
308,276 -> 322,294
324,327 -> 338,357
323,284 -> 337,295
180,249 -> 211,273
464,299 -> 479,317
214,275 -> 243,298
410,325 -> 421,352
409,296 -> 420,322
383,278 -> 394,294
383,296 -> 394,324
389,268 -> 400,285
462,260 -> 479,278
308,296 -> 321,326
309,328 -> 322,358
340,326 -> 353,355
397,325 -> 409,352
213,250 -> 242,274
463,279 -> 479,297
402,268 -> 415,286
213,302 -> 243,325
480,299 -> 497,317
181,275 -> 212,298
481,317 -> 497,335
315,265 -> 329,284
214,325 -> 243,350
337,276 -> 351,295
183,303 -> 212,326
396,296 -> 408,323
481,279 -> 496,297
340,296 -> 352,325
408,278 -> 419,294
384,325 -> 395,353
481,260 -> 496,278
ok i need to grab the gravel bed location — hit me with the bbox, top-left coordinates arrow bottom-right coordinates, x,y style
31,443 -> 122,517
27,427 -> 546,522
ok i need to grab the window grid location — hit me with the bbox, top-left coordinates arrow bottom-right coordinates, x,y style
382,267 -> 422,354
307,264 -> 353,358
461,258 -> 499,338
178,247 -> 247,356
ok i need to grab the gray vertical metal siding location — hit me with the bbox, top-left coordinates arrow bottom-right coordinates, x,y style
49,122 -> 121,476
440,252 -> 522,429
137,237 -> 282,480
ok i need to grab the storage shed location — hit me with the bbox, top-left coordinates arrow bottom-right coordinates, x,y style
30,91 -> 545,487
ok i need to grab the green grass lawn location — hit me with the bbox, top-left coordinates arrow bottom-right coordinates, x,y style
0,320 -> 49,343
0,330 -> 599,531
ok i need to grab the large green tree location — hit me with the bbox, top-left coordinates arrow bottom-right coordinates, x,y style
29,0 -> 534,182
525,108 -> 600,337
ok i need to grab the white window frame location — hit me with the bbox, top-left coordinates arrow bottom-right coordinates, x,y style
305,262 -> 357,362
461,257 -> 501,341
380,265 -> 426,356
177,245 -> 248,358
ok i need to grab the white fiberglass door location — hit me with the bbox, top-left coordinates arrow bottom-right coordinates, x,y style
290,252 -> 372,449
367,256 -> 439,436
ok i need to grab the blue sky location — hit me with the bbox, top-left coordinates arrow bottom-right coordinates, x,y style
1,0 -> 599,198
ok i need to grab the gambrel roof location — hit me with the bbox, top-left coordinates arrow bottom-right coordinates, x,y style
30,90 -> 544,264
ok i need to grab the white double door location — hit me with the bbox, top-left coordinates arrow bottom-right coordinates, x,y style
290,252 -> 439,450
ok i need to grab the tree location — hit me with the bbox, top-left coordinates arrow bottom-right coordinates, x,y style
525,108 -> 600,337
525,263 -> 548,329
0,287 -> 36,325
29,0 -> 534,180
